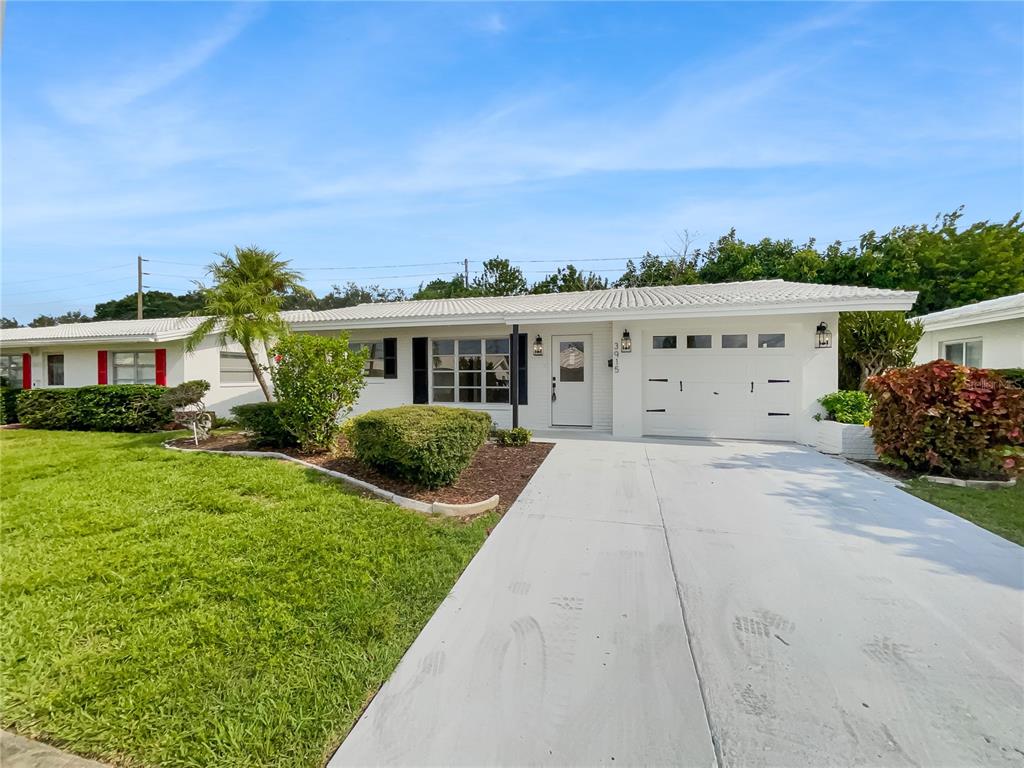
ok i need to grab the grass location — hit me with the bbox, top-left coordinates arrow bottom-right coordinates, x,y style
904,477 -> 1024,546
0,429 -> 496,767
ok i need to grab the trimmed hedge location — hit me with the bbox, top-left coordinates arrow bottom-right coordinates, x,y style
345,406 -> 492,488
0,386 -> 18,424
17,385 -> 173,432
995,368 -> 1024,388
231,402 -> 298,449
866,360 -> 1024,477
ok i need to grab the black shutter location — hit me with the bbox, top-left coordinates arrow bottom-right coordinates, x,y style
412,337 -> 428,404
383,338 -> 398,379
517,333 -> 528,405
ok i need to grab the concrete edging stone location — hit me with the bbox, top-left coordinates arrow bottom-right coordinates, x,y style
163,442 -> 499,517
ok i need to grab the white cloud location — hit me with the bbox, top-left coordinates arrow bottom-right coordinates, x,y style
476,12 -> 507,35
46,3 -> 263,125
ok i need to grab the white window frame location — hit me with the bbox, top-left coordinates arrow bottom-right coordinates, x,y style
219,351 -> 257,386
112,351 -> 156,385
942,338 -> 983,368
0,354 -> 24,389
430,336 -> 511,406
348,340 -> 386,380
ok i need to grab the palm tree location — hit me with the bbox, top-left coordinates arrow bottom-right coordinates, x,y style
186,246 -> 310,401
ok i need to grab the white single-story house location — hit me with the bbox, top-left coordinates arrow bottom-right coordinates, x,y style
1,279 -> 916,443
912,292 -> 1024,370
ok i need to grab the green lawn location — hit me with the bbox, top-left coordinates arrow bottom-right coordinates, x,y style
0,430 -> 496,767
904,478 -> 1024,546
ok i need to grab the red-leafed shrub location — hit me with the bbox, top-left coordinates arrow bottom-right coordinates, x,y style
866,360 -> 1024,478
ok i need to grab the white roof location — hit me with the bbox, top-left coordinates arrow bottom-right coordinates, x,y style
916,292 -> 1024,332
1,280 -> 917,345
292,280 -> 917,328
0,316 -> 210,346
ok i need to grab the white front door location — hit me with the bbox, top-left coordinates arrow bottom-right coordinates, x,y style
551,335 -> 592,427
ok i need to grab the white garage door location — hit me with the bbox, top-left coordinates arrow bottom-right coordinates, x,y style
643,331 -> 796,441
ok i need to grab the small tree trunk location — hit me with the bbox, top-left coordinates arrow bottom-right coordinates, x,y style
243,342 -> 273,401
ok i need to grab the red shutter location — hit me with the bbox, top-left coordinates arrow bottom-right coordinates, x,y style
97,351 -> 108,384
21,353 -> 31,390
155,348 -> 167,386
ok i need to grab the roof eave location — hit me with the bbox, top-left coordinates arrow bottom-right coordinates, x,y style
920,307 -> 1024,332
291,295 -> 918,331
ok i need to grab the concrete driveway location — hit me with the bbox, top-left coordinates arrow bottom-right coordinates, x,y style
330,437 -> 1024,767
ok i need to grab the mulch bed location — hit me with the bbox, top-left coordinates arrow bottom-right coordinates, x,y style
167,432 -> 553,512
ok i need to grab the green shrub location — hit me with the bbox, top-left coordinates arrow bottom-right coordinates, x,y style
231,402 -> 297,448
866,360 -> 1024,477
494,427 -> 532,446
159,380 -> 210,411
17,386 -> 172,432
270,333 -> 368,452
345,406 -> 492,488
0,386 -> 18,424
817,390 -> 873,425
994,368 -> 1024,388
17,390 -> 76,430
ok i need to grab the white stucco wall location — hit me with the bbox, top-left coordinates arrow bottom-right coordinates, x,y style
914,318 -> 1024,369
183,336 -> 268,416
1,342 -> 186,391
307,321 -> 613,432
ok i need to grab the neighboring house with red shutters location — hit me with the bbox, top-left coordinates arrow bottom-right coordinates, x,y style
0,280 -> 918,442
0,317 -> 272,416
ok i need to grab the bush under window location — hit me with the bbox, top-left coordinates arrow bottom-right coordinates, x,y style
270,333 -> 368,452
866,360 -> 1024,478
17,385 -> 173,432
494,427 -> 532,446
345,406 -> 492,488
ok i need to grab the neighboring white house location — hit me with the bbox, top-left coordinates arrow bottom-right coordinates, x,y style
0,279 -> 916,444
913,292 -> 1024,370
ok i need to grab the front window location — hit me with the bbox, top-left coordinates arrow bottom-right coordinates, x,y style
943,339 -> 982,368
432,338 -> 510,404
112,351 -> 156,385
0,355 -> 23,389
220,351 -> 256,384
348,340 -> 385,378
47,355 -> 64,386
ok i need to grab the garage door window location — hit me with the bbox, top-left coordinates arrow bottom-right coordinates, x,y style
686,335 -> 712,349
722,334 -> 747,349
757,333 -> 786,349
652,335 -> 677,350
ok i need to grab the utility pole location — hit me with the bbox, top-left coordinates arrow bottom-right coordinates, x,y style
463,258 -> 470,290
136,255 -> 144,319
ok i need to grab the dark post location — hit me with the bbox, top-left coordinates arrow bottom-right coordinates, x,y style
510,324 -> 520,428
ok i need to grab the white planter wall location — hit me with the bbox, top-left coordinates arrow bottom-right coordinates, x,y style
815,420 -> 876,461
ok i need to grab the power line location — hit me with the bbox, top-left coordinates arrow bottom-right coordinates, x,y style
2,264 -> 132,286
8,275 -> 136,297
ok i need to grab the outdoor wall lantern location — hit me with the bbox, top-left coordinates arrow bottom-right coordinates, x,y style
815,321 -> 833,349
533,335 -> 544,356
621,329 -> 632,353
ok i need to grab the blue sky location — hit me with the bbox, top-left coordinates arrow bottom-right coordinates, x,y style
2,1 -> 1021,320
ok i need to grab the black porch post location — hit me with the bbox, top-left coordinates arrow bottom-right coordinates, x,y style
510,324 -> 520,428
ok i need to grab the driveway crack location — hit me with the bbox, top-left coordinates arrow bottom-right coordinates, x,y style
645,446 -> 723,768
